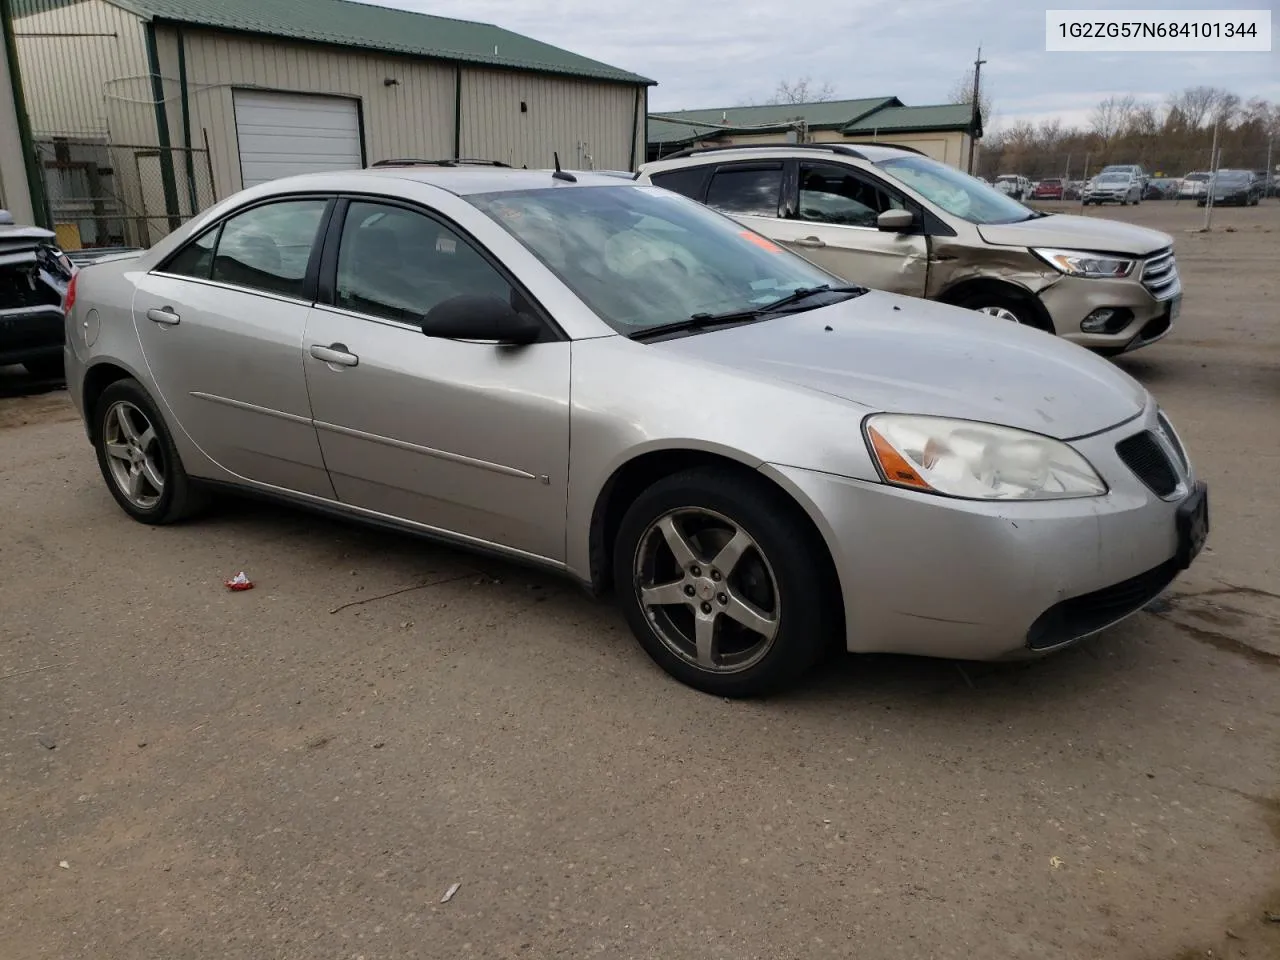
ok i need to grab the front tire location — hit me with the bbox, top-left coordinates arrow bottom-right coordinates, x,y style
612,467 -> 835,697
93,378 -> 205,524
955,288 -> 1051,333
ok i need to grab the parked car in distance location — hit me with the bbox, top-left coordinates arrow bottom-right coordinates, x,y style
1100,164 -> 1149,188
1032,178 -> 1065,200
1179,172 -> 1211,199
1083,172 -> 1143,206
639,143 -> 1182,354
994,174 -> 1030,201
0,213 -> 75,378
1144,177 -> 1180,200
1200,169 -> 1263,206
64,166 -> 1209,696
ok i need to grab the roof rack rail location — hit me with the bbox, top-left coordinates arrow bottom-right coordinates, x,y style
370,157 -> 512,168
656,141 -> 926,162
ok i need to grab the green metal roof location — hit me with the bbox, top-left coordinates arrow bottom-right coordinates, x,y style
842,103 -> 978,135
102,0 -> 653,84
649,97 -> 897,145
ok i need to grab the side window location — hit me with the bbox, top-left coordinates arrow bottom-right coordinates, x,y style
211,199 -> 327,298
335,201 -> 514,324
649,168 -> 708,201
797,164 -> 907,227
705,165 -> 783,217
162,227 -> 217,279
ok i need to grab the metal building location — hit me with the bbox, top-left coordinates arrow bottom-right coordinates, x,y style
13,0 -> 652,248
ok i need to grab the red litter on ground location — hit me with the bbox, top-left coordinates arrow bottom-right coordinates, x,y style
224,572 -> 254,591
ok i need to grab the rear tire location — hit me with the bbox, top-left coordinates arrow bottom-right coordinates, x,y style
93,378 -> 206,524
612,467 -> 836,697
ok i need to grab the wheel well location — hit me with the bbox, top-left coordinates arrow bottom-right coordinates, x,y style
81,363 -> 133,441
588,450 -> 841,611
937,278 -> 1055,333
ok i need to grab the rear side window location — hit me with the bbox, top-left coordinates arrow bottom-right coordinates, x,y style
649,168 -> 709,201
162,227 -> 217,279
210,200 -> 327,298
705,165 -> 783,217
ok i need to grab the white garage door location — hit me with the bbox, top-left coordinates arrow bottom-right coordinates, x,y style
233,90 -> 363,188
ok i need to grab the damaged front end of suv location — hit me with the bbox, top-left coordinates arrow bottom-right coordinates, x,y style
0,213 -> 75,378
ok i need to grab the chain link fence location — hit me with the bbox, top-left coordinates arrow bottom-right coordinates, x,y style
35,138 -> 217,251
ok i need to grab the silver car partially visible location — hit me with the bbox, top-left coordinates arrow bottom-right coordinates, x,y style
64,169 -> 1209,696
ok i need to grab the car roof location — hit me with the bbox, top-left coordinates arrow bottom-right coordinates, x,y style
643,142 -> 924,172
251,166 -> 641,198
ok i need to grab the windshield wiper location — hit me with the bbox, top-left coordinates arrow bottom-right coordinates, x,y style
628,284 -> 866,342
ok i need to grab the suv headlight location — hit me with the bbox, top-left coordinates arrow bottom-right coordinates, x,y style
1033,247 -> 1136,278
864,414 -> 1107,500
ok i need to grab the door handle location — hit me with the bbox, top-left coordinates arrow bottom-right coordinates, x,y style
146,306 -> 180,325
792,236 -> 826,248
310,343 -> 359,367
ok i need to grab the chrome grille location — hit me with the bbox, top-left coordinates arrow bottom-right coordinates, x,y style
1141,248 -> 1180,300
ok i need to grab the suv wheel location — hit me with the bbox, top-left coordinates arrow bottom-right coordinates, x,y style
955,289 -> 1050,332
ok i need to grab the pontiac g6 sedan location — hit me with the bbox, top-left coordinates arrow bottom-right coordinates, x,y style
64,167 -> 1208,697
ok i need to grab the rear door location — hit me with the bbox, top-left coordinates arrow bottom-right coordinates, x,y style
133,196 -> 335,496
771,161 -> 928,296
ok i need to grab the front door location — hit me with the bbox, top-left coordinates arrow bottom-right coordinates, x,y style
303,199 -> 571,562
133,197 -> 335,496
770,161 -> 929,296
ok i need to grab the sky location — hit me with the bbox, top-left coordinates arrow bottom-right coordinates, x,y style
370,0 -> 1279,131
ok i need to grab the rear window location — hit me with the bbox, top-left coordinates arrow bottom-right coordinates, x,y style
705,166 -> 784,217
648,167 -> 709,201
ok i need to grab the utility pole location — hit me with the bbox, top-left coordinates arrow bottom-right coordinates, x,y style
1265,135 -> 1274,199
966,45 -> 986,176
1203,121 -> 1220,231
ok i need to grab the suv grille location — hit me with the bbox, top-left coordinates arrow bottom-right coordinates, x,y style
1141,248 -> 1179,300
1116,431 -> 1178,496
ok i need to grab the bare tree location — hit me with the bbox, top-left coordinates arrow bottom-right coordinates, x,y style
1211,92 -> 1241,128
947,68 -> 993,126
1090,94 -> 1137,147
1167,86 -> 1231,129
766,77 -> 837,105
1127,103 -> 1159,138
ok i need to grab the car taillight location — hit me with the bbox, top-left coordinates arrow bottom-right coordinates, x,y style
63,271 -> 78,314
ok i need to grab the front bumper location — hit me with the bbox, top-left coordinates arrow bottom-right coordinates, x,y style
768,406 -> 1200,661
1037,271 -> 1179,354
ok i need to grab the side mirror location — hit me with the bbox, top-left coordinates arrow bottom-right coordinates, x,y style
877,209 -> 915,232
420,294 -> 542,345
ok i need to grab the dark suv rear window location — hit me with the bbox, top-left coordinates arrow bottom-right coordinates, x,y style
649,167 -> 709,201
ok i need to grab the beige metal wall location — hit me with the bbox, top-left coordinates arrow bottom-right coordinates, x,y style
459,68 -> 640,172
153,26 -> 457,199
13,0 -> 150,138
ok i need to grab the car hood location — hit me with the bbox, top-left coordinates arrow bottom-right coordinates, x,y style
654,292 -> 1149,440
977,213 -> 1170,255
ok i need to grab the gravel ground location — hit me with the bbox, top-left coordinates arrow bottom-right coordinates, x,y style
2,199 -> 1278,960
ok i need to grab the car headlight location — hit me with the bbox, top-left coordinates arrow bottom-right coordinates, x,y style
1033,247 -> 1136,279
864,414 -> 1107,500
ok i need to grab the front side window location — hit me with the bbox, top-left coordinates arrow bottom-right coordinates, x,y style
878,155 -> 1035,225
334,201 -> 513,324
468,184 -> 837,335
705,165 -> 783,217
211,199 -> 327,298
797,163 -> 907,227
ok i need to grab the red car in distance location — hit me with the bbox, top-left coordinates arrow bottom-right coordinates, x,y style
1032,178 -> 1065,200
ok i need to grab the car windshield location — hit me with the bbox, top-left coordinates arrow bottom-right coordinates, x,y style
467,185 -> 838,335
1097,174 -> 1128,183
877,156 -> 1034,224
1215,172 -> 1248,183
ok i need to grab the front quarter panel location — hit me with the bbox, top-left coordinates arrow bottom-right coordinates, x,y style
563,335 -> 880,581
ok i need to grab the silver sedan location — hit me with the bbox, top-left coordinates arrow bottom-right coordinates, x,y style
64,168 -> 1209,696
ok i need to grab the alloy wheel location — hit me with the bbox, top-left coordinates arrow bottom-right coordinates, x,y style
975,305 -> 1022,323
633,507 -> 780,673
102,400 -> 165,510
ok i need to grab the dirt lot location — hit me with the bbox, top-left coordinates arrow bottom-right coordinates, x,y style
2,200 -> 1278,960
